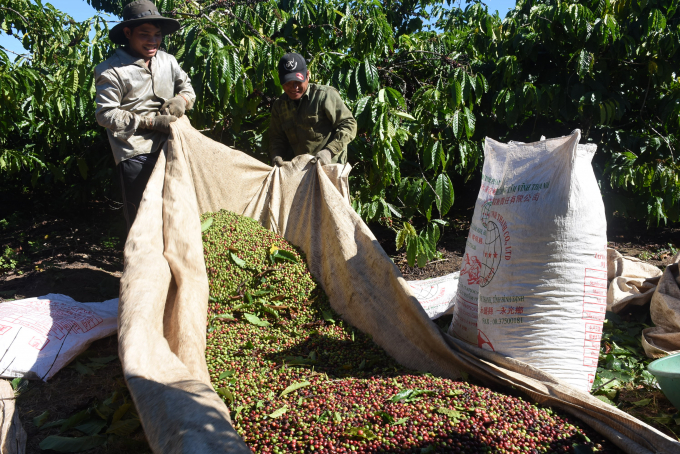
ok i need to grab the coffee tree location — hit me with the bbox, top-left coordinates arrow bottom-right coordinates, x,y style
0,0 -> 115,205
452,0 -> 680,224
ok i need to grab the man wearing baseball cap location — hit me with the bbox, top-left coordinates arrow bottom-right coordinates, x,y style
95,0 -> 195,231
269,53 -> 357,166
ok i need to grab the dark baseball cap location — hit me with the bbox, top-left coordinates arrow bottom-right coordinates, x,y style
278,53 -> 308,85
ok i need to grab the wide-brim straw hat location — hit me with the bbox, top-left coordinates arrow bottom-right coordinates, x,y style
109,0 -> 180,45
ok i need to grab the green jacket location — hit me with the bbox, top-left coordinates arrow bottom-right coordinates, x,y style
269,84 -> 357,164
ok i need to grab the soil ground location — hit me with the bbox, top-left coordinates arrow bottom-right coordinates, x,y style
1,203 -> 678,452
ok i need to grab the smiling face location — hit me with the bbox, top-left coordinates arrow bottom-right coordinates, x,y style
282,71 -> 310,100
124,22 -> 163,62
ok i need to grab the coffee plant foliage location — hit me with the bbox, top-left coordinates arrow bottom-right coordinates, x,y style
1,0 -> 679,264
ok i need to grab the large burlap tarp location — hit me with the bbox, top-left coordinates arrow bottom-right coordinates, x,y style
607,248 -> 680,357
119,117 -> 680,454
607,248 -> 663,313
642,258 -> 680,358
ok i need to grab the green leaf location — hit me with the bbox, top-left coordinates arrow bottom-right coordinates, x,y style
105,418 -> 140,436
595,395 -> 616,405
346,426 -> 377,440
211,313 -> 236,322
435,173 -> 454,217
60,410 -> 91,432
375,411 -> 394,424
391,110 -> 416,121
406,235 -> 418,267
363,58 -> 379,92
452,110 -> 464,139
451,81 -> 463,107
39,419 -> 67,431
74,419 -> 107,436
219,370 -> 235,380
229,251 -> 246,268
463,107 -> 476,138
355,96 -> 372,128
423,140 -> 439,171
76,158 -> 88,180
111,403 -> 131,424
389,389 -> 435,403
11,377 -> 25,391
243,313 -> 270,327
446,389 -> 465,397
33,410 -> 50,428
39,435 -> 106,452
201,217 -> 214,232
269,405 -> 288,418
270,249 -> 298,264
322,309 -> 336,323
385,87 -> 406,109
577,50 -> 593,80
437,407 -> 463,419
217,387 -> 235,403
631,398 -> 652,407
280,381 -> 311,397
88,355 -> 117,365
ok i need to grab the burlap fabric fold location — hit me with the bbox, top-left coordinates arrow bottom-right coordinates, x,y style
642,254 -> 680,358
607,248 -> 662,313
119,117 -> 680,453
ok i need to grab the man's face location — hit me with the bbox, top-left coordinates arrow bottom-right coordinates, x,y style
124,23 -> 162,60
282,71 -> 310,100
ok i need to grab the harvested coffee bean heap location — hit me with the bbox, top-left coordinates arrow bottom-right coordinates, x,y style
201,210 -> 619,454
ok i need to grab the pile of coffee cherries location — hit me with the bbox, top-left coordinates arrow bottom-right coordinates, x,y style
202,210 -> 618,454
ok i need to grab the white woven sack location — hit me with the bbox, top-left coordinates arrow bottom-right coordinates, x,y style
449,131 -> 607,391
0,294 -> 118,381
407,272 -> 460,319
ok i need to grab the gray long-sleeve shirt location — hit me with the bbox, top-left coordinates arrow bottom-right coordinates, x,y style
95,48 -> 195,165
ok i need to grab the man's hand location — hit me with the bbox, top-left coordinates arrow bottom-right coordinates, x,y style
160,96 -> 187,117
140,115 -> 177,134
272,156 -> 286,167
316,149 -> 332,166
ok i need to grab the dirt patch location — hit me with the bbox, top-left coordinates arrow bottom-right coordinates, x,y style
15,336 -> 150,454
617,388 -> 680,440
0,265 -> 121,303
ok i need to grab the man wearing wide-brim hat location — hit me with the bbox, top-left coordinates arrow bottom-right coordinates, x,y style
95,0 -> 195,231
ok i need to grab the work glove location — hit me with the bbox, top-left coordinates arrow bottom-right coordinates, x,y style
139,115 -> 177,134
272,156 -> 286,167
160,96 -> 187,118
315,149 -> 333,166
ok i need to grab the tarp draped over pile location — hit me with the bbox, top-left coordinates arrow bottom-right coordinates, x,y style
119,117 -> 680,454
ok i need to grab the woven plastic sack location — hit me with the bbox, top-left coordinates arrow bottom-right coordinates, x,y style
0,294 -> 118,381
407,272 -> 459,319
449,131 -> 607,392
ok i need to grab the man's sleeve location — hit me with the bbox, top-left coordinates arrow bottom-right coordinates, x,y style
171,56 -> 196,110
269,101 -> 288,161
95,68 -> 140,139
322,89 -> 357,157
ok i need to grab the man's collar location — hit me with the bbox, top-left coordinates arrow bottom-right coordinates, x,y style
115,48 -> 151,68
300,83 -> 313,100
